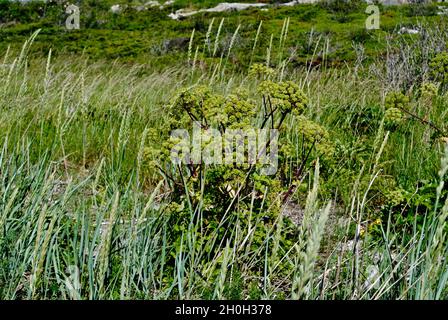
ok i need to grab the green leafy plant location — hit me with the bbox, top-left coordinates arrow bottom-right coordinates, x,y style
429,52 -> 448,90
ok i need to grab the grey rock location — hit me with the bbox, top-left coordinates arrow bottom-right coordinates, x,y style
162,37 -> 190,52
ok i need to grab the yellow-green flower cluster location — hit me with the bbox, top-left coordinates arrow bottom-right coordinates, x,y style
248,63 -> 275,79
259,81 -> 308,115
429,52 -> 448,85
162,136 -> 188,162
420,82 -> 439,99
385,91 -> 409,110
279,142 -> 294,158
173,85 -> 212,113
222,94 -> 256,129
143,128 -> 166,171
385,188 -> 406,207
296,115 -> 334,157
384,91 -> 408,128
170,86 -> 226,128
384,107 -> 403,127
171,85 -> 257,130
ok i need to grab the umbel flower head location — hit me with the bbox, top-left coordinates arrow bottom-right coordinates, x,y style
296,115 -> 334,157
384,91 -> 409,129
258,80 -> 308,115
248,63 -> 275,79
169,84 -> 259,132
385,188 -> 407,207
420,82 -> 439,99
385,91 -> 410,110
173,85 -> 212,113
384,107 -> 403,127
429,52 -> 448,85
170,85 -> 225,128
222,93 -> 256,129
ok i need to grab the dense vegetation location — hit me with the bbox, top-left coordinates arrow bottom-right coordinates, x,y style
1,0 -> 447,66
0,0 -> 447,299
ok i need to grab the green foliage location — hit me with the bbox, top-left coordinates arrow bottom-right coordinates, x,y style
319,0 -> 364,15
384,107 -> 404,128
294,115 -> 335,158
404,3 -> 439,17
429,52 -> 448,89
420,81 -> 439,99
385,91 -> 410,110
382,179 -> 448,237
383,91 -> 410,130
248,63 -> 275,80
140,76 -> 336,280
0,1 -> 443,70
0,3 -> 448,301
258,80 -> 308,115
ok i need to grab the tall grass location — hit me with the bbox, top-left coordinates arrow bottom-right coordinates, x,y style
0,27 -> 447,300
0,132 -> 446,299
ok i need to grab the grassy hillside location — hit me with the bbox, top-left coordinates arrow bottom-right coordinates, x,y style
1,0 -> 447,66
0,0 -> 447,300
